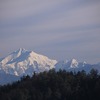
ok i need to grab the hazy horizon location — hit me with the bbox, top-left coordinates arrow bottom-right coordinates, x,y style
0,0 -> 100,64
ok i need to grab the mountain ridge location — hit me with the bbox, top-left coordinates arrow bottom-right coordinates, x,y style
0,48 -> 100,85
0,48 -> 57,76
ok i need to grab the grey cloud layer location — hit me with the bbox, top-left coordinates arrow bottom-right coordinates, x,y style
0,0 -> 100,63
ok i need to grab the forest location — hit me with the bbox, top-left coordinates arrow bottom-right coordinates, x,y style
0,69 -> 100,100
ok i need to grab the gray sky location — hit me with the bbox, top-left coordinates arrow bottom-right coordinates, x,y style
0,0 -> 100,63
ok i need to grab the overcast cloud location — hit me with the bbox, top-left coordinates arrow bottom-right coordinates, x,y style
0,0 -> 100,63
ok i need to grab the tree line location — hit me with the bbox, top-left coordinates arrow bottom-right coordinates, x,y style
0,69 -> 100,100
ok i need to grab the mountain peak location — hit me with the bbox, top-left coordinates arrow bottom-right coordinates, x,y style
69,59 -> 78,68
71,58 -> 77,62
19,48 -> 26,51
15,48 -> 27,53
0,48 -> 57,76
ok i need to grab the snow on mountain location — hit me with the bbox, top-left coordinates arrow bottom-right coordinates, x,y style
67,59 -> 79,68
55,59 -> 100,73
55,59 -> 79,70
0,48 -> 57,76
56,59 -> 88,70
0,48 -> 100,85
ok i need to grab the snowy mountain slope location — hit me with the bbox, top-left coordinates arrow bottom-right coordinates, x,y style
66,59 -> 79,68
55,59 -> 100,72
0,48 -> 57,76
55,59 -> 80,70
0,48 -> 100,85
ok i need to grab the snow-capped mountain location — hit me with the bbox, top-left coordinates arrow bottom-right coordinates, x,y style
0,48 -> 57,76
67,59 -> 79,68
0,48 -> 100,85
55,59 -> 80,70
55,59 -> 100,72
